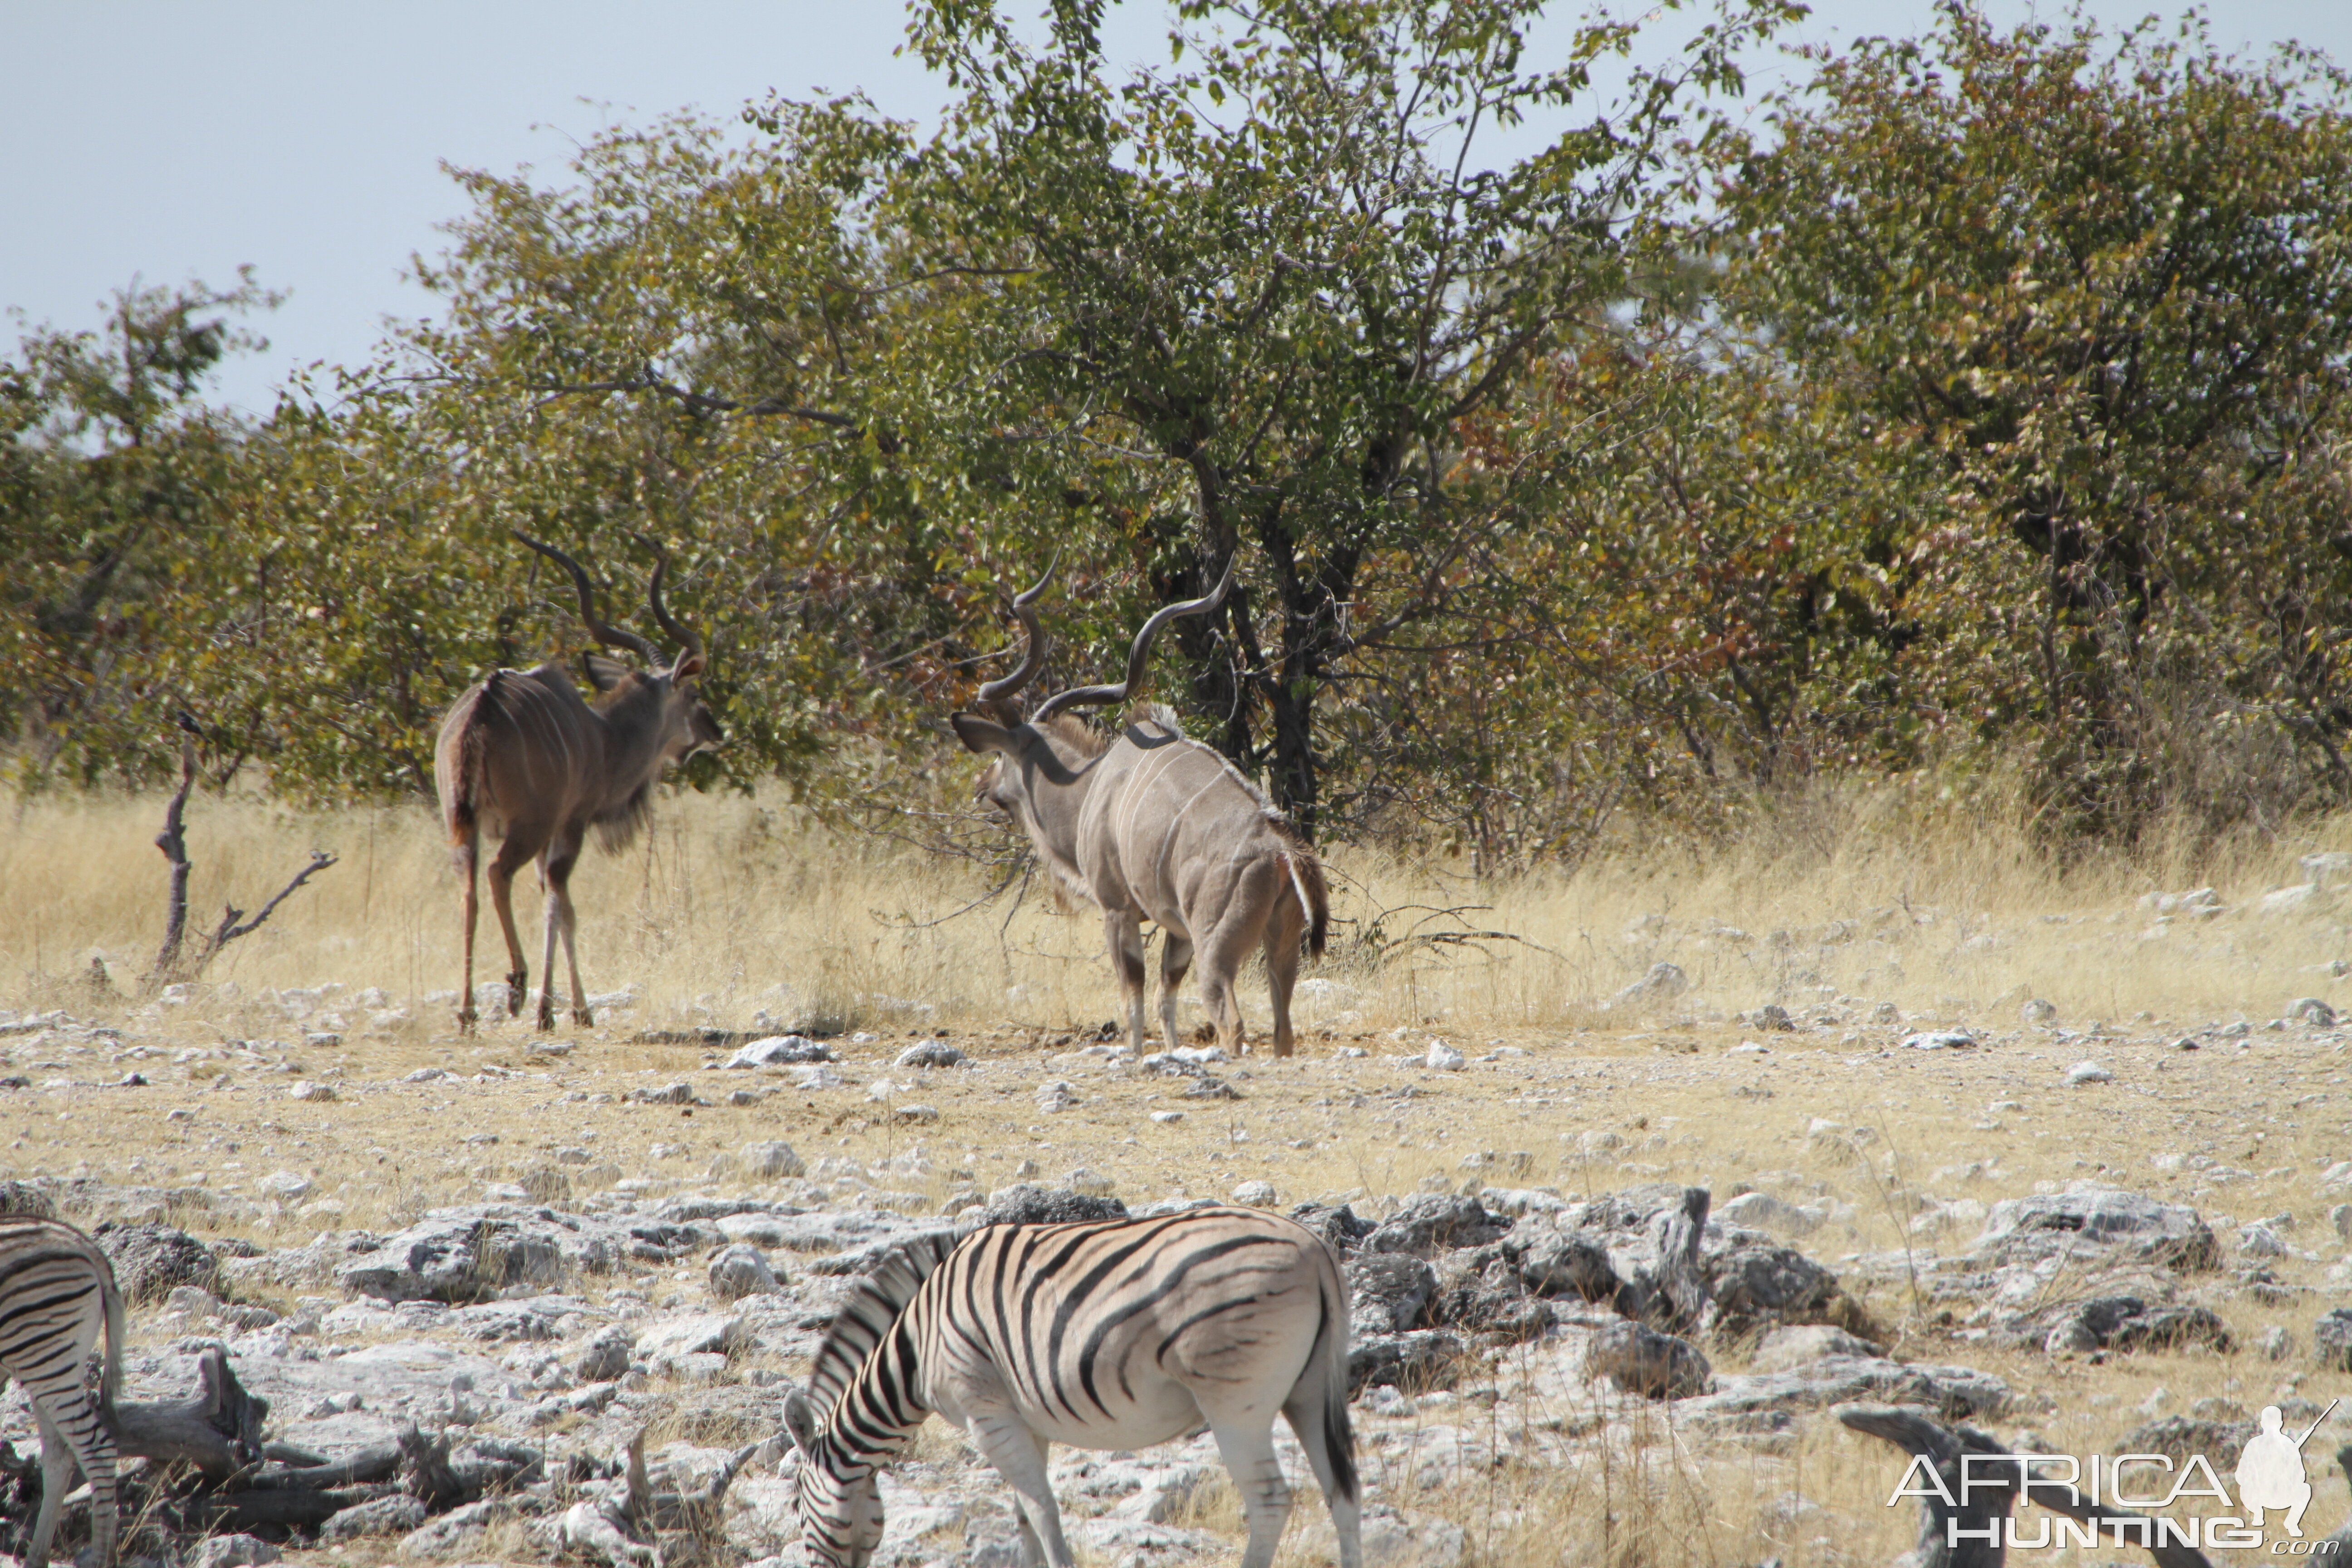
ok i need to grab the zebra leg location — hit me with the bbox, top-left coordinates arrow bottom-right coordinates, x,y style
59,1405 -> 116,1568
1206,1417 -> 1294,1568
26,1403 -> 70,1568
1103,909 -> 1148,1054
26,1394 -> 113,1568
967,1417 -> 1076,1568
1283,1398 -> 1362,1568
1158,931 -> 1193,1052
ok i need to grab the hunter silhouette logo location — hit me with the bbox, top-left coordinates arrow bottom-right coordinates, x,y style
2238,1401 -> 2337,1538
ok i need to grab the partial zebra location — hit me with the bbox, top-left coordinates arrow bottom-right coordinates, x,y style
781,1207 -> 1361,1568
0,1217 -> 126,1568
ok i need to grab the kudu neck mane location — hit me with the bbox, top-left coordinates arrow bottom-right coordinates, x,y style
1026,711 -> 1111,757
1017,705 -> 1289,830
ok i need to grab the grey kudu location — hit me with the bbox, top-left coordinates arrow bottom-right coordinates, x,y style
953,562 -> 1329,1055
434,534 -> 720,1031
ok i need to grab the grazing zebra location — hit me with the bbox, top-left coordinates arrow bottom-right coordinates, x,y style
780,1207 -> 1361,1568
0,1217 -> 125,1568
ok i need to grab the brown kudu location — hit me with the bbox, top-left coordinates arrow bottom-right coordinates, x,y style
951,561 -> 1329,1056
433,533 -> 720,1031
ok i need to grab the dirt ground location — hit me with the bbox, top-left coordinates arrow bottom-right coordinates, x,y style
7,990 -> 2349,1562
8,789 -> 2352,1562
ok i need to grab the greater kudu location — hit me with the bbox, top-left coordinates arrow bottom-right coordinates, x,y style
433,534 -> 720,1031
951,563 -> 1329,1056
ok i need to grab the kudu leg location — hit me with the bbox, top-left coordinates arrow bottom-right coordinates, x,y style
546,833 -> 593,1028
534,850 -> 563,1032
1261,916 -> 1300,1058
1194,943 -> 1249,1057
486,840 -> 533,1024
453,832 -> 481,1033
1103,910 -> 1149,1053
1158,932 -> 1194,1052
1199,857 -> 1284,1055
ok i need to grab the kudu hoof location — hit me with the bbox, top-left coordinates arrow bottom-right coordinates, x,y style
456,1009 -> 478,1035
572,1009 -> 596,1027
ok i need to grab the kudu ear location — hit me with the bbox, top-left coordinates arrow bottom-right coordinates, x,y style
781,1389 -> 824,1456
951,712 -> 1016,755
670,652 -> 706,683
581,653 -> 632,692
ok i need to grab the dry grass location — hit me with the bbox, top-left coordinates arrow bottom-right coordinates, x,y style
5,781 -> 2351,1563
6,779 -> 2352,1033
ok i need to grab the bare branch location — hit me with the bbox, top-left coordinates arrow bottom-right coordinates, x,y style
194,850 -> 338,967
147,724 -> 338,989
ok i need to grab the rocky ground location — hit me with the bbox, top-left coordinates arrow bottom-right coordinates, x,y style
3,980 -> 2352,1567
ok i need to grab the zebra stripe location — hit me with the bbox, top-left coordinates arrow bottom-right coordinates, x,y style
0,1217 -> 124,1568
782,1206 -> 1360,1568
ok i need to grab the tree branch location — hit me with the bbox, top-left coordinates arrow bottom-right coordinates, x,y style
528,366 -> 857,428
188,852 -> 338,976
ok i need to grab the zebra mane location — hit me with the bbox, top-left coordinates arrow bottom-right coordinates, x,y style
805,1230 -> 962,1418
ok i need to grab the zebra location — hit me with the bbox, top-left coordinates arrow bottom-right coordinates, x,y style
0,1217 -> 126,1568
779,1206 -> 1362,1568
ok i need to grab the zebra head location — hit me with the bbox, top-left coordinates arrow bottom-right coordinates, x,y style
782,1388 -> 885,1567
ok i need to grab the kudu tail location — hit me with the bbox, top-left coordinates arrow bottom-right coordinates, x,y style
1278,844 -> 1329,960
434,672 -> 502,847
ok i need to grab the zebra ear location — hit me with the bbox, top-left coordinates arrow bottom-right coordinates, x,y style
781,1389 -> 824,1456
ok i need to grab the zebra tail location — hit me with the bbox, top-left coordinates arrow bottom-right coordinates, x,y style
99,1263 -> 124,1415
1315,1250 -> 1357,1504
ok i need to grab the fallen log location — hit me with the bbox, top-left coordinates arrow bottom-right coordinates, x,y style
112,1346 -> 268,1480
259,1442 -> 330,1468
241,1446 -> 402,1492
398,1426 -> 468,1510
559,1428 -> 762,1568
176,1483 -> 402,1532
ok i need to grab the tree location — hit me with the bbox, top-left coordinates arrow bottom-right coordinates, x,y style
1718,2 -> 2352,835
0,272 -> 283,786
859,0 -> 1793,838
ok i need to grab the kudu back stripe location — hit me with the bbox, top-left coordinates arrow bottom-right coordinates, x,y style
787,1206 -> 1362,1568
0,1217 -> 126,1568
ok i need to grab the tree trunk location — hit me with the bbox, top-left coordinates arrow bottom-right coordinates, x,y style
1259,663 -> 1319,840
1160,548 -> 1256,772
146,736 -> 198,989
1649,1187 -> 1713,1335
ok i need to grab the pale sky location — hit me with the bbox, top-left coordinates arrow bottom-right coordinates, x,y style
5,0 -> 2347,419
